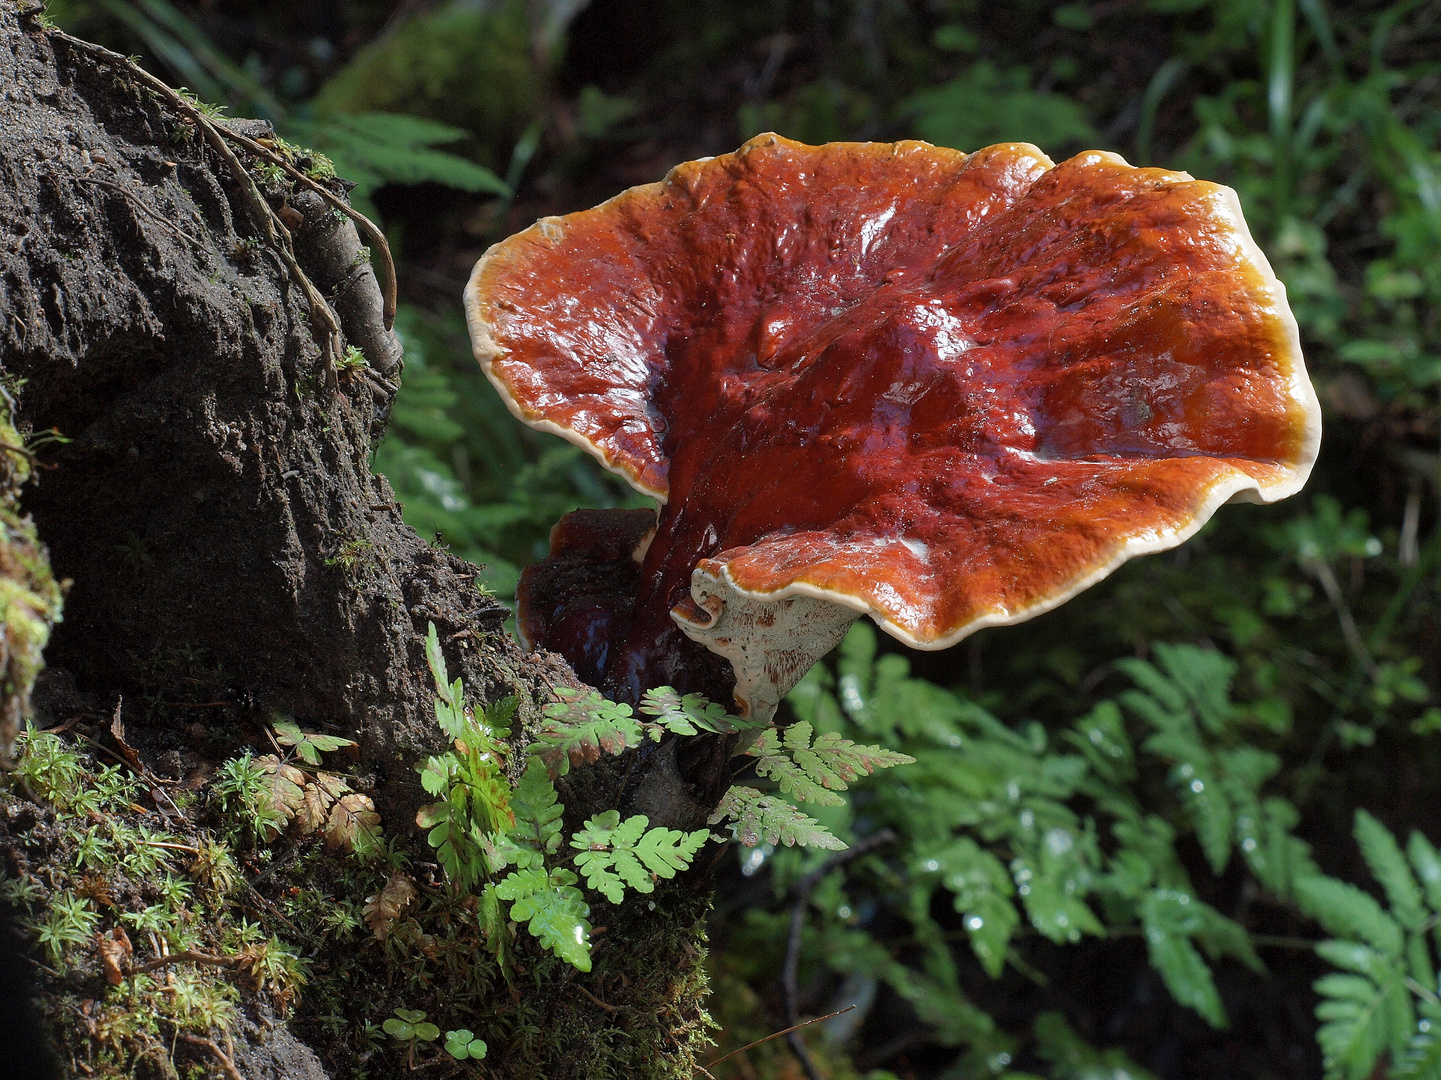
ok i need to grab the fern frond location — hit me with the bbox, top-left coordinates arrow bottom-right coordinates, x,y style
496,759 -> 564,870
569,810 -> 711,903
1139,890 -> 1229,1027
530,689 -> 641,777
1355,810 -> 1427,931
1408,833 -> 1441,916
709,785 -> 846,850
638,687 -> 762,737
746,727 -> 846,806
1395,1003 -> 1441,1080
1296,875 -> 1404,956
921,837 -> 1017,978
1313,971 -> 1405,1080
746,722 -> 914,806
493,867 -> 592,971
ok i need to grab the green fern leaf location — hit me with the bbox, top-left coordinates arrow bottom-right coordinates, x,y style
1313,972 -> 1397,1080
1395,1003 -> 1441,1080
1407,833 -> 1441,916
1244,795 -> 1320,896
746,727 -> 846,806
638,687 -> 762,737
633,823 -> 712,875
1013,854 -> 1104,945
1115,658 -> 1190,721
494,867 -> 592,971
571,811 -> 649,902
1354,810 -> 1427,931
922,838 -> 1017,978
497,758 -> 564,869
1296,875 -> 1404,956
287,113 -> 511,200
796,724 -> 915,782
530,689 -> 641,777
477,882 -> 515,986
418,755 -> 451,797
709,785 -> 846,850
1140,890 -> 1227,1027
1151,642 -> 1237,733
424,622 -> 453,705
1063,700 -> 1136,783
746,722 -> 914,806
570,811 -> 711,902
1150,930 -> 1227,1029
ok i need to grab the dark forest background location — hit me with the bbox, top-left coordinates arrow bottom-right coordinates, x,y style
31,1 -> 1441,1077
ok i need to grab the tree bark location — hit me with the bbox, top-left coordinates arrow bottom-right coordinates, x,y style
0,7 -> 714,1077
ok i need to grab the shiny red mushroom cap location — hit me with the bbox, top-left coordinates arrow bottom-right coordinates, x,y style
465,134 -> 1320,721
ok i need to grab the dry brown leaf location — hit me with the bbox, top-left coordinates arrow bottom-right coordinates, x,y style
362,871 -> 416,940
110,704 -> 145,776
97,927 -> 132,985
297,781 -> 334,833
325,792 -> 379,852
313,771 -> 350,798
253,754 -> 306,828
75,873 -> 114,909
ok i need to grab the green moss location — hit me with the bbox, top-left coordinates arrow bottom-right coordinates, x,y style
311,1 -> 543,169
5,717 -> 719,1080
0,400 -> 62,763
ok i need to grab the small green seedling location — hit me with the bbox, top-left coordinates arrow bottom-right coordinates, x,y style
444,1029 -> 488,1060
382,1008 -> 439,1042
383,1009 -> 440,1067
272,717 -> 356,765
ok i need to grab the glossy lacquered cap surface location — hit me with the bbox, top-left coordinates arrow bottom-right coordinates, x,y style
466,133 -> 1320,654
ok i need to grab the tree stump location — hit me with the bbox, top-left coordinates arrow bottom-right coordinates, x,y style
0,7 -> 715,1078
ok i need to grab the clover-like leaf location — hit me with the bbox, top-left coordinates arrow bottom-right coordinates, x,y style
444,1029 -> 489,1060
273,716 -> 356,765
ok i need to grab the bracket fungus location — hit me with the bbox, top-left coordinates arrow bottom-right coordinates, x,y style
465,134 -> 1320,724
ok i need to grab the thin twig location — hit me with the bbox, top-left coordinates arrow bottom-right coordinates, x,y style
216,129 -> 397,330
576,984 -> 627,1013
133,950 -> 243,974
74,175 -> 205,247
175,1032 -> 244,1080
700,1007 -> 857,1073
780,829 -> 896,1080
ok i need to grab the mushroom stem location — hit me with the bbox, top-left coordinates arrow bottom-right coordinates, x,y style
672,566 -> 859,726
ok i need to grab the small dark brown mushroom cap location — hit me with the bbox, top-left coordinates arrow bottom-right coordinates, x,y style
467,134 -> 1320,717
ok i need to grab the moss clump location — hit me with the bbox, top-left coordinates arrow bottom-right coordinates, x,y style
0,394 -> 62,762
4,718 -> 720,1080
1,730 -> 306,1079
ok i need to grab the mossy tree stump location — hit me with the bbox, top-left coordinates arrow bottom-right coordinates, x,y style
0,6 -> 715,1077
